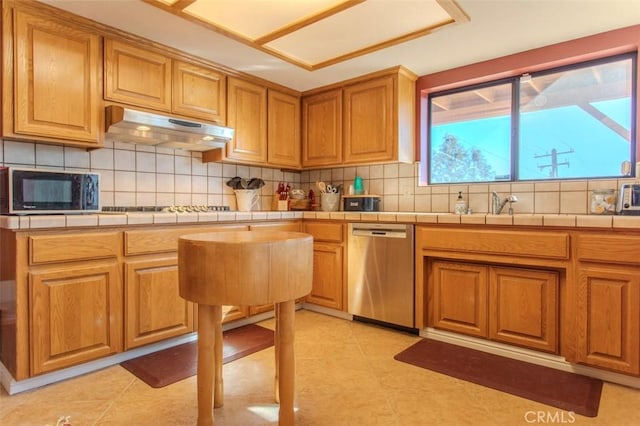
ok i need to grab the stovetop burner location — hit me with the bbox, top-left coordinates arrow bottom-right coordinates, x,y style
102,205 -> 230,213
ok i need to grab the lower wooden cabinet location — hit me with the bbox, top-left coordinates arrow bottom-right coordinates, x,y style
29,260 -> 123,375
429,260 -> 558,353
431,261 -> 488,338
306,242 -> 344,310
576,265 -> 640,374
124,257 -> 194,349
303,222 -> 345,310
489,266 -> 558,352
574,233 -> 640,374
222,305 -> 249,323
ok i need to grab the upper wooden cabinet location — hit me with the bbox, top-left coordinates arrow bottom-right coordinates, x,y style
2,6 -> 102,147
302,67 -> 416,168
173,60 -> 226,123
104,39 -> 172,112
223,76 -> 268,164
302,89 -> 343,167
344,70 -> 415,164
268,90 -> 301,169
344,75 -> 393,164
104,39 -> 226,124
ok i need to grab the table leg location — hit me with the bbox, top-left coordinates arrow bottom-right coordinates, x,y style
277,300 -> 295,425
213,305 -> 224,408
274,303 -> 280,404
197,304 -> 215,426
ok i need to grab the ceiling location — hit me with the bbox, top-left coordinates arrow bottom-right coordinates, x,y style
142,0 -> 468,71
42,0 -> 640,92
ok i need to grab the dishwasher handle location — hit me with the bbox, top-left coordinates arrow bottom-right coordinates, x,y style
352,229 -> 407,238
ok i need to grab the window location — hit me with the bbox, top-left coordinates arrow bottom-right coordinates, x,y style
427,54 -> 636,184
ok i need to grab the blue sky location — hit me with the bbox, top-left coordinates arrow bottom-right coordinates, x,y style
430,98 -> 632,181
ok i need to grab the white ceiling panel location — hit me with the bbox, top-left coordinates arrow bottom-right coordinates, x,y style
183,0 -> 343,40
265,0 -> 452,65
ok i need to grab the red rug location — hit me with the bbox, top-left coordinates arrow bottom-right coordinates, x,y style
121,324 -> 274,388
394,338 -> 602,417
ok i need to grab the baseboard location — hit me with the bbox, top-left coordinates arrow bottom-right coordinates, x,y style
1,333 -> 198,395
421,327 -> 640,389
301,303 -> 353,320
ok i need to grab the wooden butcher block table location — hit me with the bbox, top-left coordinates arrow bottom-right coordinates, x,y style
178,230 -> 313,425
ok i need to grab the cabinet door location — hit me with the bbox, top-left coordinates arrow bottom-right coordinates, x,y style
222,305 -> 249,324
225,77 -> 267,164
29,261 -> 122,375
173,60 -> 226,123
104,39 -> 172,111
12,10 -> 101,145
249,304 -> 274,316
306,242 -> 343,310
430,260 -> 488,338
489,266 -> 558,353
302,89 -> 343,167
343,75 -> 394,164
124,257 -> 194,349
576,266 -> 640,374
268,90 -> 301,168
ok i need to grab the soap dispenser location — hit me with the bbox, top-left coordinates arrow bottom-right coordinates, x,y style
454,191 -> 467,214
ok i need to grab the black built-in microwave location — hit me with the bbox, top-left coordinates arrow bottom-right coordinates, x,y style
0,167 -> 100,215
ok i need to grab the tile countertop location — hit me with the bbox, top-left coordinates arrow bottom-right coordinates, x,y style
0,211 -> 304,230
1,211 -> 640,230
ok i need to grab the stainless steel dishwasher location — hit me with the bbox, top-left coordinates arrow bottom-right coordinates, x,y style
347,223 -> 415,329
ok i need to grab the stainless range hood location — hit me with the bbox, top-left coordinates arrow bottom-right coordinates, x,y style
105,105 -> 234,151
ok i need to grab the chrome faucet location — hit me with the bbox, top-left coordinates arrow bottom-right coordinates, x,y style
492,191 -> 518,215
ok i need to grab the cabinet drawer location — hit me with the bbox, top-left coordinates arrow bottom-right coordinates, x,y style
30,232 -> 121,265
576,234 -> 640,265
417,227 -> 569,260
125,225 -> 248,255
303,222 -> 343,243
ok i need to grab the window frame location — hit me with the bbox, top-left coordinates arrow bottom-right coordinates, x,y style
425,52 -> 637,185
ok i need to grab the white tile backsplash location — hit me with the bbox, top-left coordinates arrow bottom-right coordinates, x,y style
65,147 -> 90,169
383,163 -> 398,178
115,171 -> 136,192
4,140 -> 35,165
136,172 -> 156,192
157,154 -> 175,173
1,139 -> 631,213
192,175 -> 208,193
90,147 -> 114,170
368,165 -> 383,179
174,155 -> 191,174
136,152 -> 156,173
98,170 -> 114,192
36,144 -> 64,167
175,174 -> 192,193
192,158 -> 208,176
114,149 -> 135,171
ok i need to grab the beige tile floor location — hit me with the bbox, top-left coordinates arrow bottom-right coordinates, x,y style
1,310 -> 640,425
